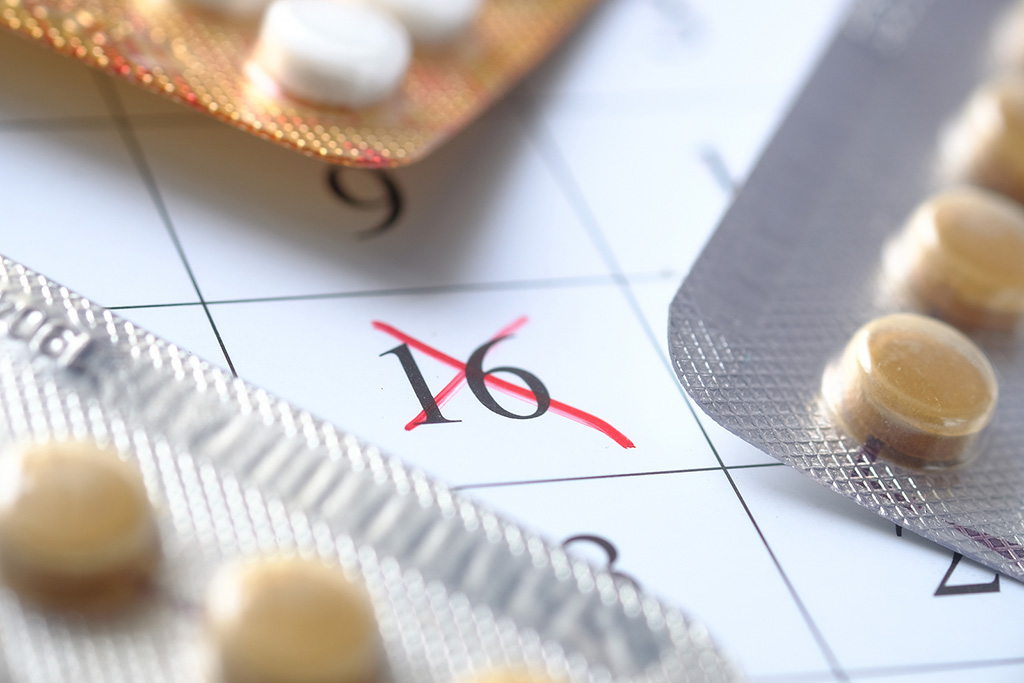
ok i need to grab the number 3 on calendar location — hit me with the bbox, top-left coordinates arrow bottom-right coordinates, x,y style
562,534 -> 640,589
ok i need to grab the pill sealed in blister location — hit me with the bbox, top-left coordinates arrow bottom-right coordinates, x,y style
0,0 -> 596,167
669,0 -> 1024,582
0,254 -> 742,682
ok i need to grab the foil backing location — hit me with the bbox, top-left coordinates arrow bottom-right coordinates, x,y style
0,0 -> 597,167
669,0 -> 1024,582
0,255 -> 742,682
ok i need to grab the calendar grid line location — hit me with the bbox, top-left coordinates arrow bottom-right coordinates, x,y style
201,273 -> 623,305
0,115 -> 115,131
649,0 -> 702,38
521,112 -> 731,465
101,270 -> 684,312
115,112 -> 215,127
755,670 -> 835,683
452,461 -> 786,491
523,88 -> 764,111
707,474 -> 846,683
698,145 -> 739,196
5,6 -> 1015,679
108,301 -> 205,311
90,71 -> 240,378
522,102 -> 850,683
0,111 -> 211,131
845,654 -> 1024,680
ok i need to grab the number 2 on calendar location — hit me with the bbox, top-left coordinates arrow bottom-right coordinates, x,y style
895,526 -> 1001,596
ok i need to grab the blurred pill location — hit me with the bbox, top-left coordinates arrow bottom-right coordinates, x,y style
465,670 -> 568,683
206,556 -> 380,683
941,75 -> 1024,203
373,0 -> 483,45
887,186 -> 1024,329
0,440 -> 159,610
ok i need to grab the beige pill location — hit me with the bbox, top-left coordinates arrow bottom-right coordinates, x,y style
991,0 -> 1024,70
887,186 -> 1024,329
822,314 -> 998,469
464,670 -> 567,683
941,75 -> 1024,203
0,440 -> 159,610
206,556 -> 380,683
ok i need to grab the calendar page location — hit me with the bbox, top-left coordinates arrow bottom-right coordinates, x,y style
2,2 -> 1023,681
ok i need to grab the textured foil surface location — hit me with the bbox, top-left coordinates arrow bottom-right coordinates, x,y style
669,0 -> 1024,582
0,0 -> 596,167
0,254 -> 742,682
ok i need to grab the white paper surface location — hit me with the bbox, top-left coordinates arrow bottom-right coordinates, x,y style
3,2 -> 1024,681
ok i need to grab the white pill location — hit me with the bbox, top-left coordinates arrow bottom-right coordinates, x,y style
253,0 -> 412,108
372,0 -> 482,45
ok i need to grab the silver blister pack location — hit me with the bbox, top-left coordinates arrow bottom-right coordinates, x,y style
0,254 -> 742,683
669,0 -> 1024,582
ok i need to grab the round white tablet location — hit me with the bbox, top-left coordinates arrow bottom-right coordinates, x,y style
372,0 -> 482,45
253,0 -> 412,108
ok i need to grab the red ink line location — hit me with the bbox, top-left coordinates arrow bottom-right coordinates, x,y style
405,371 -> 464,430
404,317 -> 530,430
373,320 -> 635,448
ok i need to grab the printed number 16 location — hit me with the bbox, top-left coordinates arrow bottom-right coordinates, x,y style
382,335 -> 552,423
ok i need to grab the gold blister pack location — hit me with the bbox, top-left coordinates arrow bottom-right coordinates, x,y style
0,0 -> 597,167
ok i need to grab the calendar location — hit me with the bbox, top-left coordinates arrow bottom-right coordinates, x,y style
2,1 -> 1023,681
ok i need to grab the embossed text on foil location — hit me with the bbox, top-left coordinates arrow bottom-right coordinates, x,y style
0,292 -> 92,367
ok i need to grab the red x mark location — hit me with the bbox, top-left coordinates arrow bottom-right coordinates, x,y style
373,318 -> 635,449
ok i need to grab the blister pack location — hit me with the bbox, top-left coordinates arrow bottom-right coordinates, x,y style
670,0 -> 1024,582
0,0 -> 595,167
0,254 -> 741,682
